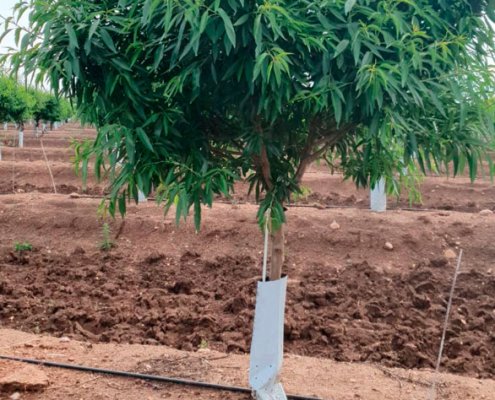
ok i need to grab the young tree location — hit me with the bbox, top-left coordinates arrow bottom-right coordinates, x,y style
4,1 -> 494,277
0,75 -> 33,132
31,90 -> 71,132
30,90 -> 50,132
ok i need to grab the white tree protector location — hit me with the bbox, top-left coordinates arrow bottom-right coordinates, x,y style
370,177 -> 386,212
137,190 -> 147,203
3,123 -> 7,130
249,276 -> 288,400
18,130 -> 24,148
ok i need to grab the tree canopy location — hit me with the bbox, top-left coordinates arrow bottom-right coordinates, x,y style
0,74 -> 72,126
0,74 -> 33,124
4,0 -> 494,233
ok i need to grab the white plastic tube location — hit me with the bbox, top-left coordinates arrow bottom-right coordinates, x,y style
370,177 -> 386,212
249,276 -> 288,400
137,190 -> 147,203
18,130 -> 24,148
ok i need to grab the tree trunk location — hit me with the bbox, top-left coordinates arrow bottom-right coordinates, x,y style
270,225 -> 285,281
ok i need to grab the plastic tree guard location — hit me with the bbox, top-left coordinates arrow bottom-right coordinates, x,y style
370,177 -> 386,212
138,190 -> 147,203
18,131 -> 24,148
249,276 -> 288,400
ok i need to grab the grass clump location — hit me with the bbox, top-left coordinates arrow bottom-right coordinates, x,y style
14,242 -> 33,252
99,223 -> 114,251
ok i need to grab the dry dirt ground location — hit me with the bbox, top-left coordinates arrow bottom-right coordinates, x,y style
0,125 -> 495,399
1,329 -> 494,400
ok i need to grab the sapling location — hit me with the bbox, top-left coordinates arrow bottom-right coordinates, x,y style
99,223 -> 114,251
13,242 -> 33,261
14,242 -> 33,253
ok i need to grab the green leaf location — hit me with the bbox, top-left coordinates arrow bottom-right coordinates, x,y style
100,29 -> 117,53
334,39 -> 349,58
118,191 -> 127,216
234,14 -> 250,26
136,127 -> 155,152
66,24 -> 78,49
194,198 -> 201,232
487,0 -> 495,22
345,0 -> 357,15
254,14 -> 262,47
218,8 -> 236,47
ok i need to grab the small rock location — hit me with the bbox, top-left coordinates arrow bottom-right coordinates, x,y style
0,365 -> 49,392
330,220 -> 340,230
383,242 -> 394,251
10,393 -> 21,400
444,249 -> 457,259
68,192 -> 80,199
412,294 -> 431,310
59,336 -> 70,343
479,209 -> 493,216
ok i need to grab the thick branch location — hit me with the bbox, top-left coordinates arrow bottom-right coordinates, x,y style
294,122 -> 354,184
260,144 -> 273,190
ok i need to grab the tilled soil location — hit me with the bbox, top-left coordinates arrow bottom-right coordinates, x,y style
0,246 -> 493,379
1,125 -> 495,384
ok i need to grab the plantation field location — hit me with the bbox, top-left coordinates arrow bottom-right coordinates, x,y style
0,125 -> 494,398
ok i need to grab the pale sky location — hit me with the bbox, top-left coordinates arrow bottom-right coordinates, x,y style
0,0 -> 28,53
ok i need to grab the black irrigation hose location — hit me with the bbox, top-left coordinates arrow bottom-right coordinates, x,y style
0,355 -> 323,400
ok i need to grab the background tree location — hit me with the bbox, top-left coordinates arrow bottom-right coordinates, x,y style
30,89 -> 50,130
4,0 -> 494,280
31,92 -> 65,128
0,74 -> 33,131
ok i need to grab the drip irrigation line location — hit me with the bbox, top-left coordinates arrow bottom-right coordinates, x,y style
0,355 -> 323,400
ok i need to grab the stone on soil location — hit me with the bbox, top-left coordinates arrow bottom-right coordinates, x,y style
383,242 -> 394,251
444,249 -> 457,259
479,209 -> 493,216
0,365 -> 49,393
330,220 -> 340,230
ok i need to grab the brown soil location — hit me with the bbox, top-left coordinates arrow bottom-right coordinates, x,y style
0,160 -> 104,195
1,126 -> 494,212
2,329 -> 494,400
0,124 -> 495,395
1,147 -> 74,162
0,194 -> 494,380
